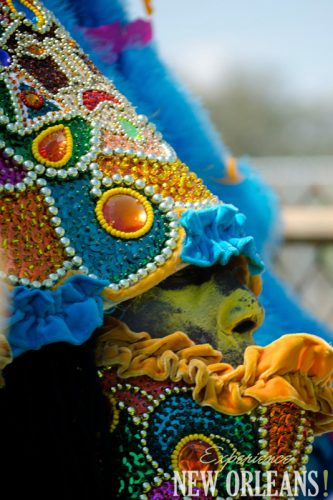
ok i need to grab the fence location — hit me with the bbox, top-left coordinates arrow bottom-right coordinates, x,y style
252,156 -> 333,327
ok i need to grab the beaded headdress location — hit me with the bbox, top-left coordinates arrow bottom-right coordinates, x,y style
0,0 -> 263,307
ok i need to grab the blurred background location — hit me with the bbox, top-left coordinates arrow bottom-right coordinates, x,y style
131,0 -> 333,328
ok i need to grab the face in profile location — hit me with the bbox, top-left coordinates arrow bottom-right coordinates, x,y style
114,257 -> 264,366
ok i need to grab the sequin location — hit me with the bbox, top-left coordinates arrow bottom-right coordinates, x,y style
82,89 -> 120,110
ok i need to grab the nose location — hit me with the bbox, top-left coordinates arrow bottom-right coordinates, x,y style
217,288 -> 264,336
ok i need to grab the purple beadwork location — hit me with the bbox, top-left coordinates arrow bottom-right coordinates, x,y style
148,480 -> 213,500
0,154 -> 26,184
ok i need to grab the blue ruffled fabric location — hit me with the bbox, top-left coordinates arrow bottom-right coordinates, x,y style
8,275 -> 107,358
180,205 -> 264,275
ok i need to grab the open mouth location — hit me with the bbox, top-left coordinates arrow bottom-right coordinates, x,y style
232,318 -> 257,334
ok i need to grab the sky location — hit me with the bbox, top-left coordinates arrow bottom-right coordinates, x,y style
129,0 -> 333,102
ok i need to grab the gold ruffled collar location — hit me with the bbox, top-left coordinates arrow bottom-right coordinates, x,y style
96,317 -> 333,435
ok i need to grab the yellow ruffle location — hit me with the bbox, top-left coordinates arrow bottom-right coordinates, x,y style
96,318 -> 333,435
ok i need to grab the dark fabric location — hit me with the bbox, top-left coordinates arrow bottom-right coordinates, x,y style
0,338 -> 115,499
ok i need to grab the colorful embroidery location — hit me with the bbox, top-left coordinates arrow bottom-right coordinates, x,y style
100,368 -> 315,499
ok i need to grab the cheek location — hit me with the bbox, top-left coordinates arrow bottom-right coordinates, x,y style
156,283 -> 222,328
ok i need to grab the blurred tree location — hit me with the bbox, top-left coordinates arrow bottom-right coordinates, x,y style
182,68 -> 333,156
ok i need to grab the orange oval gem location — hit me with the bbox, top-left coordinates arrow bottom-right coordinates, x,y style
38,127 -> 68,163
178,439 -> 219,472
20,90 -> 44,109
102,194 -> 148,233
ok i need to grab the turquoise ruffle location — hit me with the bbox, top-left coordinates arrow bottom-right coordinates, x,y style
8,275 -> 108,358
180,205 -> 264,275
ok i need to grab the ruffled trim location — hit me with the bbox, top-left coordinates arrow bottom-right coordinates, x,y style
8,275 -> 108,357
180,205 -> 264,275
96,318 -> 333,435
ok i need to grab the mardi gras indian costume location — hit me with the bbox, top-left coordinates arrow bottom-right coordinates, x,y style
0,1 -> 332,499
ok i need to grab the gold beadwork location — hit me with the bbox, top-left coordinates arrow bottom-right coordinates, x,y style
98,155 -> 214,203
5,0 -> 45,27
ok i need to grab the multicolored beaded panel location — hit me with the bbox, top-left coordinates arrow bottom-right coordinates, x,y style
0,0 -> 217,291
100,369 -> 315,500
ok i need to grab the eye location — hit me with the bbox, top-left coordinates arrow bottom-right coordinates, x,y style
159,266 -> 214,290
227,256 -> 251,287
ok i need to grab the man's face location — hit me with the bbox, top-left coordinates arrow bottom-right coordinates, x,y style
114,257 -> 264,366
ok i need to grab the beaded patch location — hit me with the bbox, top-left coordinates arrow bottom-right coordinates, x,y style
100,369 -> 315,499
48,176 -> 174,286
97,154 -> 212,203
0,186 -> 67,283
0,71 -> 72,132
0,0 -> 222,293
